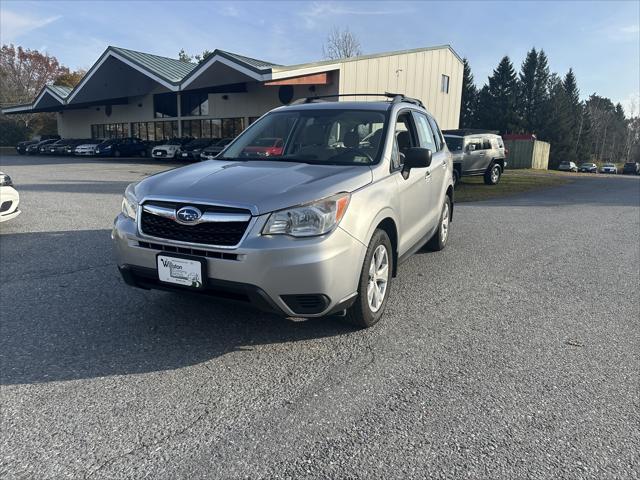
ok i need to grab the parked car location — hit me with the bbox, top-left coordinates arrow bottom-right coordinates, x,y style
0,172 -> 20,222
558,161 -> 578,172
62,139 -> 93,155
578,162 -> 598,173
95,138 -> 147,157
622,162 -> 640,175
114,94 -> 454,328
199,138 -> 234,160
240,137 -> 284,158
600,163 -> 618,174
30,138 -> 58,154
442,130 -> 507,185
74,140 -> 103,156
151,139 -> 189,159
15,140 -> 38,155
178,139 -> 216,160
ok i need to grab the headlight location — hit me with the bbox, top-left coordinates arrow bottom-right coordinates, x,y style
262,193 -> 350,237
0,173 -> 13,187
104,145 -> 112,150
121,183 -> 139,220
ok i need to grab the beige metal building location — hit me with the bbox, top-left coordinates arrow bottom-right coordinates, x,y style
3,44 -> 463,139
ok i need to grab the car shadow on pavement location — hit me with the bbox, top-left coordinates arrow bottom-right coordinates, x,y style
0,229 -> 356,385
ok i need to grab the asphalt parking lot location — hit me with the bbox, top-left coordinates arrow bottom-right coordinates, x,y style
1,154 -> 639,479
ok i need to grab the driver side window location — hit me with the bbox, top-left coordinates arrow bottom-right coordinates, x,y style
391,112 -> 417,170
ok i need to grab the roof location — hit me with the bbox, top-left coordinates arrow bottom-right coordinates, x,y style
216,50 -> 280,70
110,46 -> 198,84
273,44 -> 462,74
48,85 -> 72,99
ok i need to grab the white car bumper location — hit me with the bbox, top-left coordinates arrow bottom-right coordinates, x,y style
0,186 -> 21,222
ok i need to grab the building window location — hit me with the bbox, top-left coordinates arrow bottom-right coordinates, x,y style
153,92 -> 177,118
180,92 -> 209,116
441,74 -> 450,94
181,118 -> 245,139
91,123 -> 128,139
131,121 -> 177,141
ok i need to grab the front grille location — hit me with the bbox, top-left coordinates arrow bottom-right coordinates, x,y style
0,201 -> 12,213
140,201 -> 251,247
137,241 -> 240,260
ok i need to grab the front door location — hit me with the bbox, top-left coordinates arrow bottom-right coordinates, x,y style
392,111 -> 431,255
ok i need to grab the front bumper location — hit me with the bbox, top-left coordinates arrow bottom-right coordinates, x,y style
112,213 -> 366,317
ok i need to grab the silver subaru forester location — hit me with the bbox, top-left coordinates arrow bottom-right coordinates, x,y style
113,94 -> 454,327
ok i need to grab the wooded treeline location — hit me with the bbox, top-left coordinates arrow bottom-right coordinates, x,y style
460,48 -> 639,167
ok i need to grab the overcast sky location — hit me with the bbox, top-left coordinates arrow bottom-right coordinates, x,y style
1,0 -> 638,113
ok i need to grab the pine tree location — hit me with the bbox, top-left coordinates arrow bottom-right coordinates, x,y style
541,74 -> 574,167
477,56 -> 519,134
531,50 -> 550,132
459,58 -> 478,128
562,68 -> 582,162
518,48 -> 538,132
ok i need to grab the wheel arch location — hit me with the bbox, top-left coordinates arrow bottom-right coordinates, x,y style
446,185 -> 454,222
374,217 -> 399,277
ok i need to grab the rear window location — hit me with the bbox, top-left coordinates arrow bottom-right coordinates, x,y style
444,136 -> 463,151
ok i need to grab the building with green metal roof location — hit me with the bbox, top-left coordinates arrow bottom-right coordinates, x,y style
2,44 -> 462,140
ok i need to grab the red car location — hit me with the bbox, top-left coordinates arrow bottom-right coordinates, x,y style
242,138 -> 283,157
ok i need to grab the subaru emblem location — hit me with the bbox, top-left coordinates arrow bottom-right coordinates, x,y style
176,206 -> 202,224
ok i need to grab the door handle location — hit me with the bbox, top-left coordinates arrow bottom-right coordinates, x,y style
425,170 -> 431,179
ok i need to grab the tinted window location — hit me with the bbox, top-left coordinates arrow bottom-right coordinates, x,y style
444,136 -> 463,151
413,113 -> 436,152
427,115 -> 443,151
482,138 -> 491,149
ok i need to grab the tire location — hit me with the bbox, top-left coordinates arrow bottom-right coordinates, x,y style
484,163 -> 502,185
139,149 -> 147,158
452,169 -> 460,187
425,195 -> 452,252
343,229 -> 393,328
114,150 -> 121,158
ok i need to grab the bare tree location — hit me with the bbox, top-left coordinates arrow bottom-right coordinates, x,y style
322,27 -> 362,60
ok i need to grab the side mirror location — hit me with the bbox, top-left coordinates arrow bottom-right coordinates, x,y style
468,144 -> 476,152
404,147 -> 432,169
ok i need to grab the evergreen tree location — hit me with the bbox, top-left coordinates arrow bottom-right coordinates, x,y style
531,50 -> 550,131
477,56 -> 519,134
518,48 -> 538,132
459,58 -> 478,128
540,74 -> 573,167
562,68 -> 582,162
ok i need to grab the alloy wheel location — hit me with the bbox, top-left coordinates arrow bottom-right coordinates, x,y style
367,244 -> 389,313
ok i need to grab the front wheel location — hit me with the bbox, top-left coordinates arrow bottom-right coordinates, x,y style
114,150 -> 121,158
343,229 -> 393,328
425,196 -> 451,251
484,163 -> 502,185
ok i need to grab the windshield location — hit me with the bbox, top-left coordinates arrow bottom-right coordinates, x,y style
580,163 -> 595,167
220,109 -> 387,165
603,163 -> 615,167
443,136 -> 463,151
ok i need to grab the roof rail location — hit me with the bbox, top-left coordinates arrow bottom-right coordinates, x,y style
291,92 -> 425,108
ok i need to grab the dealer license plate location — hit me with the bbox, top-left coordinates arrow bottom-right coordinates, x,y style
157,255 -> 205,289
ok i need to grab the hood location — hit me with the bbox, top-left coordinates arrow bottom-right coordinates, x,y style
135,160 -> 373,215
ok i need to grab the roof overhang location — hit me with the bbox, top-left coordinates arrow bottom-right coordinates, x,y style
181,52 -> 273,90
66,48 -> 177,104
